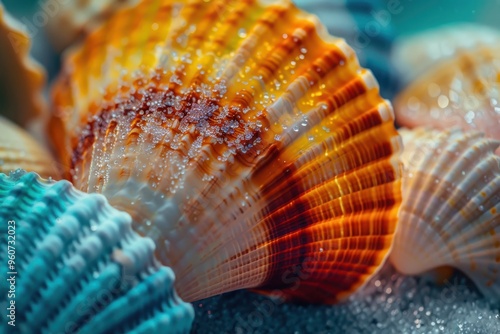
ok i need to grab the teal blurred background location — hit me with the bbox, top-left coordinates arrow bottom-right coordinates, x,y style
4,0 -> 500,36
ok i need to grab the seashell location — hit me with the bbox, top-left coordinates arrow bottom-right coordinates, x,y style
50,0 -> 403,303
0,3 -> 46,126
0,116 -> 60,178
390,127 -> 500,299
392,25 -> 500,151
293,0 -> 399,98
392,24 -> 500,86
0,170 -> 194,333
44,0 -> 139,51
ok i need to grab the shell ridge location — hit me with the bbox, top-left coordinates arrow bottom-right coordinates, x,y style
428,148 -> 500,246
413,136 -> 498,230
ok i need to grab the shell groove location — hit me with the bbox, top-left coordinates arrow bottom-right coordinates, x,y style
50,0 -> 403,303
0,171 -> 194,334
391,128 -> 500,300
0,4 -> 46,126
0,116 -> 60,178
393,24 -> 500,149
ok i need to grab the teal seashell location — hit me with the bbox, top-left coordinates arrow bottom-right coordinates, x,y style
0,170 -> 194,334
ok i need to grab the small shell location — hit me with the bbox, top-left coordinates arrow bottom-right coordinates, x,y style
0,4 -> 46,126
391,128 -> 500,300
393,25 -> 500,149
50,0 -> 403,303
0,116 -> 60,178
45,0 -> 139,51
0,171 -> 194,333
294,0 -> 399,98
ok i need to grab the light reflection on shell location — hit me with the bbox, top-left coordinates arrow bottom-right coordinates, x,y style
391,127 -> 500,300
50,0 -> 402,303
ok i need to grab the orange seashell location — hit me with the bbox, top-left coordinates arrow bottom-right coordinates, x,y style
391,127 -> 500,300
393,25 -> 500,153
0,3 -> 46,127
50,0 -> 402,303
0,116 -> 60,178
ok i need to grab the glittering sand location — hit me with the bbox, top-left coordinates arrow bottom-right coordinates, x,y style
192,263 -> 500,333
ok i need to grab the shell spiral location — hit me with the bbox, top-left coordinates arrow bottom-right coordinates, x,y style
50,0 -> 402,303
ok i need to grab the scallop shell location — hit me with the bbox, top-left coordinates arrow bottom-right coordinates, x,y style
44,0 -> 139,51
0,116 -> 60,178
393,25 -> 500,150
294,0 -> 399,98
0,170 -> 194,333
50,0 -> 403,303
391,128 -> 500,299
0,3 -> 46,126
392,24 -> 500,86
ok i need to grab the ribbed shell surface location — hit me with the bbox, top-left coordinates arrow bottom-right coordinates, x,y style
391,128 -> 500,300
0,116 -> 59,178
0,171 -> 194,334
50,0 -> 402,303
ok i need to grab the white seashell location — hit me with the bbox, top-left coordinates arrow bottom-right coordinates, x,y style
391,127 -> 500,300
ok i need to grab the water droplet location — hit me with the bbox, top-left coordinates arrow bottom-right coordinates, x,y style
464,110 -> 475,124
437,95 -> 449,108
